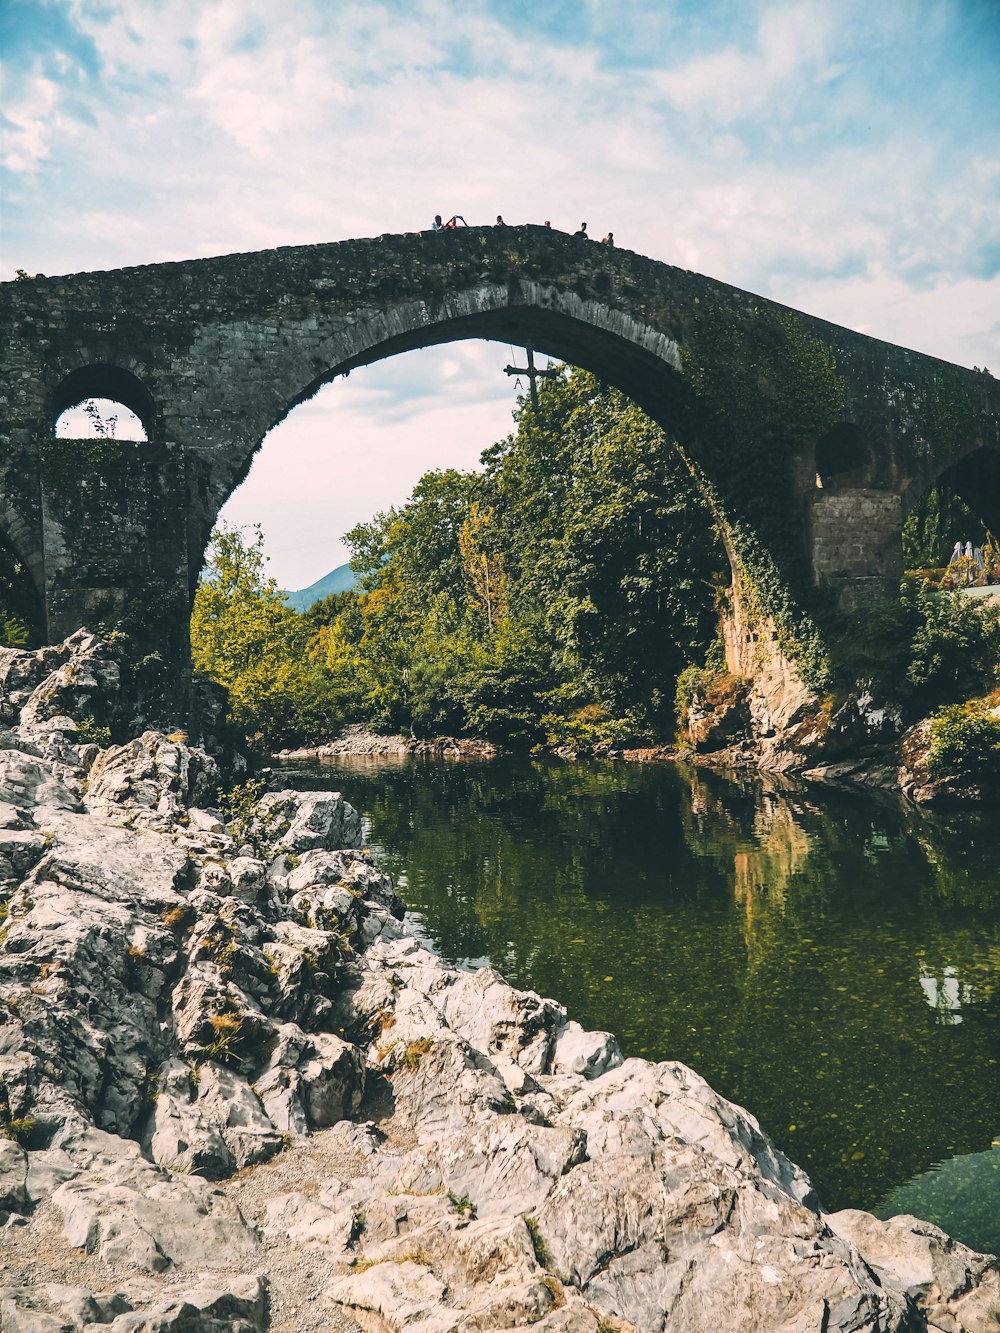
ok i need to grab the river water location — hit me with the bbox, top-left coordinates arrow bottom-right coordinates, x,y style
275,754 -> 1000,1253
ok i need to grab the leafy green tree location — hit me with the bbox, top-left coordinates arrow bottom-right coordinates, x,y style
317,370 -> 727,746
191,525 -> 343,746
485,370 -> 725,733
903,583 -> 1000,710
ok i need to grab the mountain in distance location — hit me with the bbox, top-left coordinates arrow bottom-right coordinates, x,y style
283,561 -> 357,612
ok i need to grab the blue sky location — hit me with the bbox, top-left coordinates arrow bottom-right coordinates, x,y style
3,0 -> 999,586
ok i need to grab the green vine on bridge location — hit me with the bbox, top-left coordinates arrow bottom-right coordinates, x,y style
920,370 -> 978,453
680,302 -> 844,585
38,434 -> 131,485
675,444 -> 832,692
674,302 -> 843,692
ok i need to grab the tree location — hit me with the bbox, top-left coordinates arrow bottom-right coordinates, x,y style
191,525 -> 343,746
458,502 -> 508,632
485,369 -> 725,732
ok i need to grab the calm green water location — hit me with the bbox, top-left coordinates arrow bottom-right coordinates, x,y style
275,755 -> 1000,1253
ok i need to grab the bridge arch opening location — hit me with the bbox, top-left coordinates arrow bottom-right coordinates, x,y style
814,423 -> 876,490
51,365 -> 154,440
197,339 -> 728,748
0,519 -> 45,648
902,447 -> 1000,578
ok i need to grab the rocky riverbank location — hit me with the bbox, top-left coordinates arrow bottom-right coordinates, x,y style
1,633 -> 998,1331
278,725 -> 502,763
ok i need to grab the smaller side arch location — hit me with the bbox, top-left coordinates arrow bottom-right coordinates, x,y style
940,446 -> 1000,535
814,423 -> 877,490
51,364 -> 157,435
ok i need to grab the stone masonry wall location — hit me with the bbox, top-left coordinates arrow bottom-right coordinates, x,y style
810,488 -> 904,607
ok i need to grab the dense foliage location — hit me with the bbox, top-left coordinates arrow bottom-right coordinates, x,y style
902,483 -> 987,569
309,370 -> 726,745
190,525 -> 344,747
927,703 -> 1000,784
0,535 -> 39,648
831,579 -> 1000,710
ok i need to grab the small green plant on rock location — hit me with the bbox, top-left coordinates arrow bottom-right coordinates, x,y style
199,1011 -> 245,1066
347,1208 -> 366,1248
447,1189 -> 477,1219
219,777 -> 288,858
0,1096 -> 36,1146
74,718 -> 112,747
400,1036 -> 434,1072
525,1215 -> 552,1268
542,1275 -> 566,1307
161,903 -> 196,934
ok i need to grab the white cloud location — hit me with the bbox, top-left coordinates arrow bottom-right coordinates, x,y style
1,74 -> 63,171
657,1 -> 835,120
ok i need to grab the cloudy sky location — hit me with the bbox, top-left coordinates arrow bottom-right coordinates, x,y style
3,0 -> 999,589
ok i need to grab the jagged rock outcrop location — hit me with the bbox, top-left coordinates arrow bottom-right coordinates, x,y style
0,636 -> 998,1331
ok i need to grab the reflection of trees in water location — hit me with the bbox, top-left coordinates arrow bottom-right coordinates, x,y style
282,756 -> 1000,1220
906,806 -> 1000,911
671,764 -> 1000,1215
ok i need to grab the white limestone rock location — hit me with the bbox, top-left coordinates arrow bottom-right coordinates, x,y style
255,789 -> 362,853
0,693 -> 997,1333
828,1208 -> 1000,1333
86,731 -> 220,829
551,1018 -> 623,1079
0,1137 -> 29,1213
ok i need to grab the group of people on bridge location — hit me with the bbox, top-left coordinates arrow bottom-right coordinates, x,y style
431,215 -> 615,245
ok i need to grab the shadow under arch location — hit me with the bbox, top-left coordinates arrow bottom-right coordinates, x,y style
814,423 -> 877,490
937,445 -> 1000,536
900,446 -> 1000,570
51,364 -> 156,437
0,504 -> 45,646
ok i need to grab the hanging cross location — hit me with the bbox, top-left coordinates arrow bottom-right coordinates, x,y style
504,341 -> 560,411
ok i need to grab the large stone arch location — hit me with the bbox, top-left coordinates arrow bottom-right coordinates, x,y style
189,286 -> 693,575
902,444 -> 1000,535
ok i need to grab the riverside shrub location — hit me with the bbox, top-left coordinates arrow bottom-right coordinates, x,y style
927,704 -> 1000,783
904,586 -> 1000,710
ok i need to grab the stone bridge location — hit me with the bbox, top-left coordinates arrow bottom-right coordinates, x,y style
1,227 -> 998,718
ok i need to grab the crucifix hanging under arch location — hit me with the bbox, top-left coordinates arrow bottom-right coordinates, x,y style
504,340 -> 561,411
